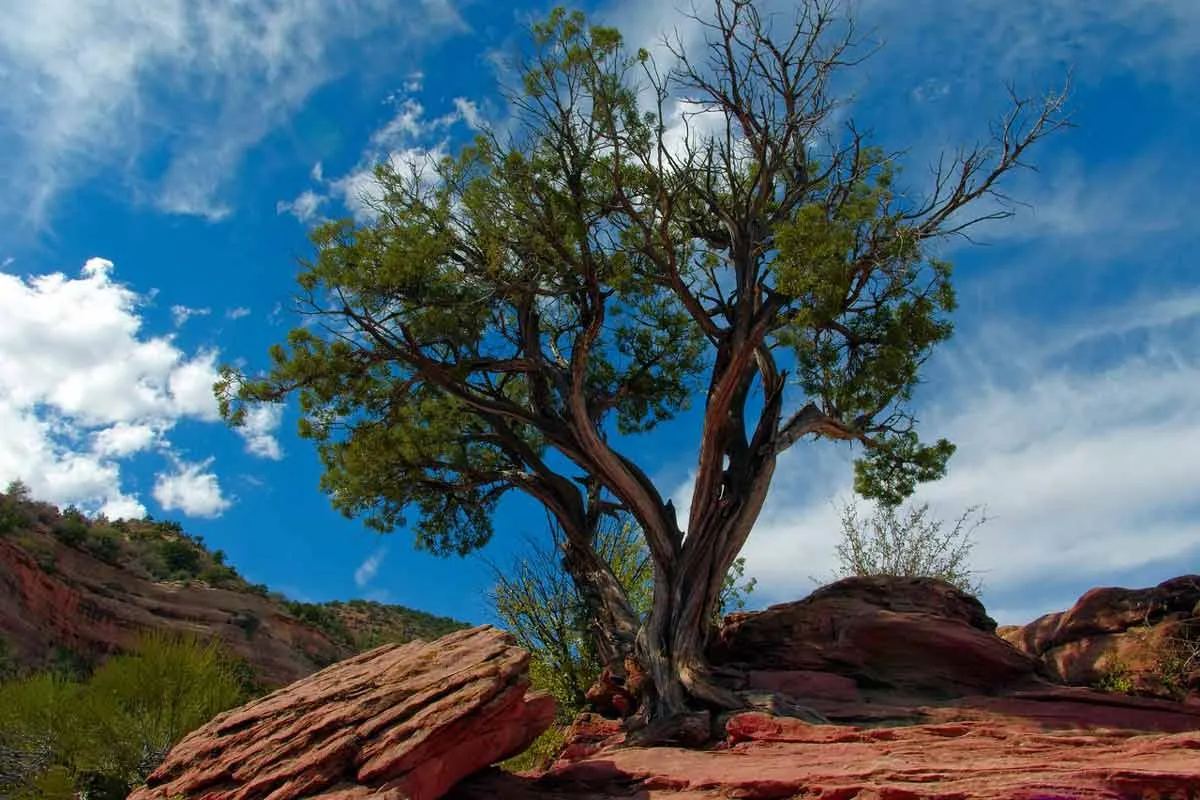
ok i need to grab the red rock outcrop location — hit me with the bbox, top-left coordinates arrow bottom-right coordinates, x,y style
128,625 -> 556,800
447,577 -> 1200,799
709,575 -> 1043,701
0,535 -> 344,686
999,575 -> 1200,701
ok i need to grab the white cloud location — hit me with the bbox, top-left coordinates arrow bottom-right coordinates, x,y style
453,97 -> 483,130
281,88 -> 483,223
0,0 -> 468,228
170,304 -> 210,327
276,190 -> 327,224
225,306 -> 251,320
91,422 -> 159,458
153,458 -> 231,518
0,257 -> 245,517
237,404 -> 284,461
354,546 -> 388,588
723,286 -> 1200,626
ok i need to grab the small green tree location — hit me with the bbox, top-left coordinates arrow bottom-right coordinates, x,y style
825,499 -> 987,595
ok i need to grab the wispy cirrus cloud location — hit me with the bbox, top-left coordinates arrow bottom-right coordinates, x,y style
354,546 -> 389,588
0,0 -> 468,229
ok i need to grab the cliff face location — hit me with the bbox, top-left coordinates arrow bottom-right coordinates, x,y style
0,495 -> 470,687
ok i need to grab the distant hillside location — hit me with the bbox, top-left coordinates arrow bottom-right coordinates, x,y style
0,481 -> 471,687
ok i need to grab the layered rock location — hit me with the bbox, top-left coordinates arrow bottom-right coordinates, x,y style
0,535 -> 344,686
452,694 -> 1200,799
448,576 -> 1200,799
999,575 -> 1200,701
128,625 -> 556,800
709,575 -> 1043,702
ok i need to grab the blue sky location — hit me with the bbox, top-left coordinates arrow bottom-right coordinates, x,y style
1,0 -> 1198,628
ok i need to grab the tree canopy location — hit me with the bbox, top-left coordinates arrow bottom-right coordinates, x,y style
218,0 -> 1068,723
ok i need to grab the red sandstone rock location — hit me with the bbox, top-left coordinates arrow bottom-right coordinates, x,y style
0,534 -> 344,686
1000,575 -> 1200,701
450,689 -> 1200,799
127,626 -> 555,800
710,575 -> 1042,698
447,576 -> 1200,799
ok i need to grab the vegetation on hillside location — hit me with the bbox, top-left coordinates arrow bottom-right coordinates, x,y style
0,631 -> 252,800
0,480 -> 471,676
218,0 -> 1068,721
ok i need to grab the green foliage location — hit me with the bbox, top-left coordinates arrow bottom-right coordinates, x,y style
157,538 -> 203,576
0,632 -> 250,800
825,499 -> 987,596
85,527 -> 122,563
1093,660 -> 1136,695
497,723 -> 567,774
215,3 -> 1066,712
489,516 -> 756,720
51,506 -> 89,547
0,482 -> 34,536
199,563 -> 240,588
48,647 -> 95,683
284,601 -> 353,647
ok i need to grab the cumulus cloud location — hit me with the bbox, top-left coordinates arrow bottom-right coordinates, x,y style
0,257 -> 275,518
225,306 -> 251,320
237,404 -> 285,461
153,458 -> 232,518
276,190 -> 327,225
0,0 -> 468,228
354,546 -> 388,588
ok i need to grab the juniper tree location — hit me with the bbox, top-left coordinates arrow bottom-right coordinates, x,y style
218,0 -> 1068,724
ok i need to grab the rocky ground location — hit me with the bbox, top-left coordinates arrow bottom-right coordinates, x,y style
127,575 -> 1200,800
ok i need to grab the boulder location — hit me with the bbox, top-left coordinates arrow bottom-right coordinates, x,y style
709,575 -> 1042,700
999,575 -> 1200,700
128,625 -> 555,800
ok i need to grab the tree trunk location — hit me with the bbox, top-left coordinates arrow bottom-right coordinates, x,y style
560,536 -> 641,671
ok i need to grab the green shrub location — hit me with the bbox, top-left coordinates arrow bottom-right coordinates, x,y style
497,724 -> 567,774
51,506 -> 89,548
86,529 -> 122,563
0,632 -> 250,800
157,539 -> 201,576
199,563 -> 240,588
0,493 -> 33,536
1094,660 -> 1136,695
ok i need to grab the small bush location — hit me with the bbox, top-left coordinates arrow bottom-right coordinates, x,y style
0,494 -> 33,537
51,507 -> 89,548
199,564 -> 240,588
86,529 -> 122,563
822,499 -> 987,596
157,539 -> 202,576
497,724 -> 567,774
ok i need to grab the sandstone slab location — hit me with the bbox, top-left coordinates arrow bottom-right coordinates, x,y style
450,690 -> 1200,799
128,625 -> 555,800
